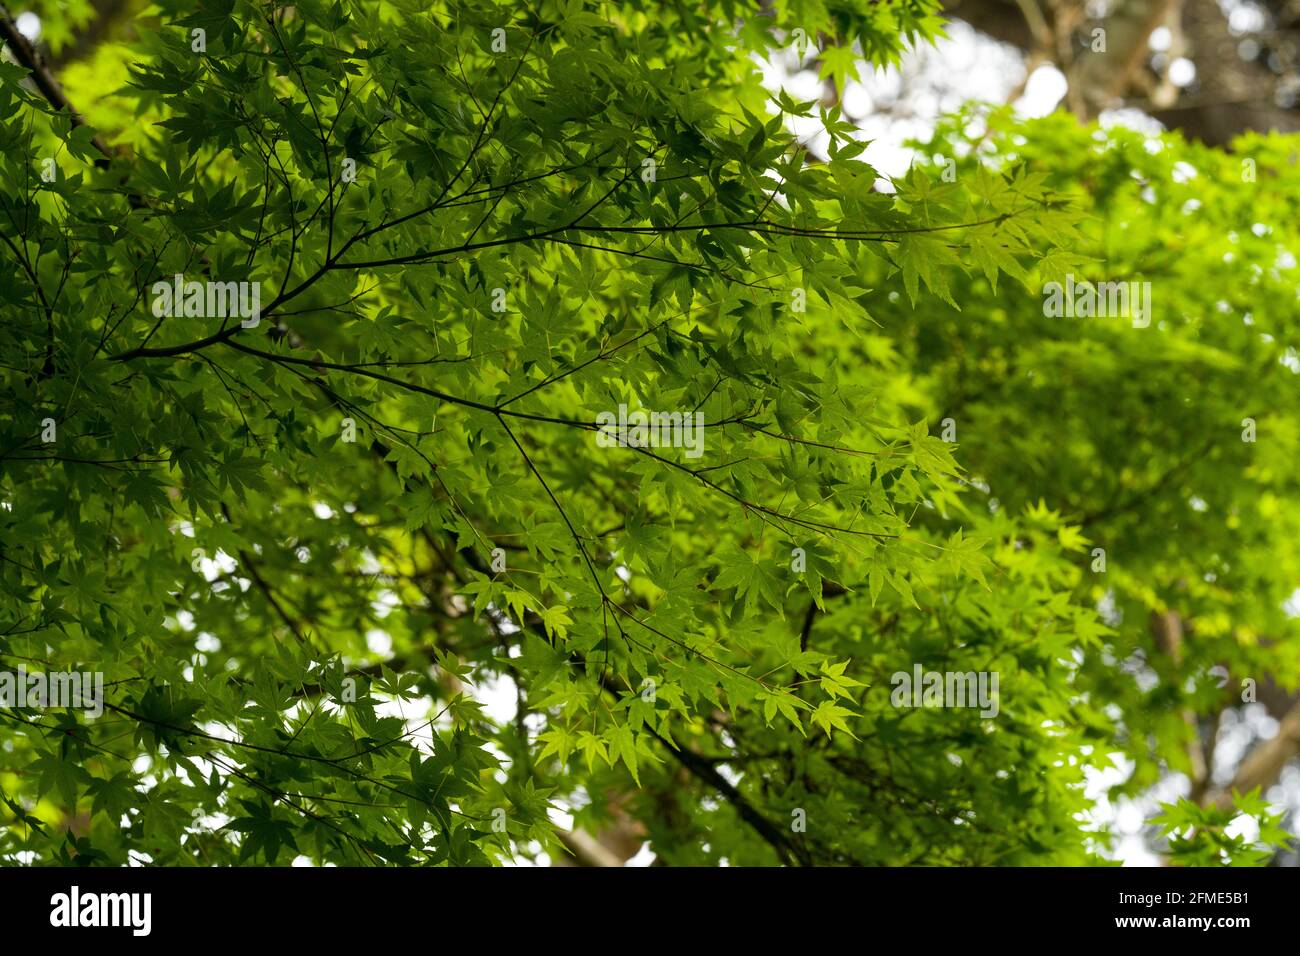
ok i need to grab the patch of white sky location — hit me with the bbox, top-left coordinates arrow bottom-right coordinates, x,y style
756,19 -> 1072,190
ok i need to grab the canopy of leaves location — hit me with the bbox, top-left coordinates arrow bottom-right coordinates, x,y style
0,0 -> 1296,866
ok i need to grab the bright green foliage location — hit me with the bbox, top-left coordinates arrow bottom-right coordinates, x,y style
1154,792 -> 1288,867
895,109 -> 1300,815
0,0 -> 1296,866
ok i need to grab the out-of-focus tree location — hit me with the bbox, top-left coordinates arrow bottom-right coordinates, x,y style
945,0 -> 1300,142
